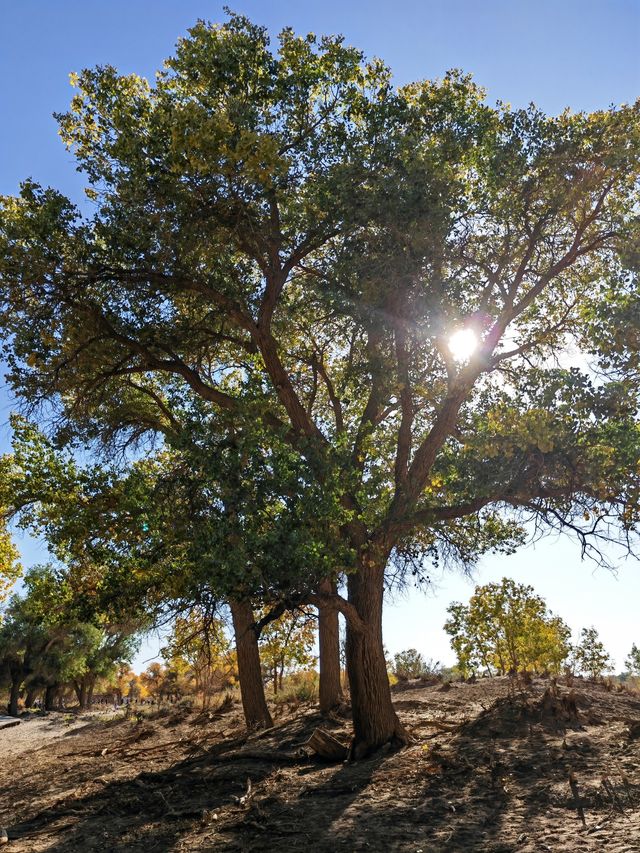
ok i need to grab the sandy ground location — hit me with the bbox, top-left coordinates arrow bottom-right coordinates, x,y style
0,712 -> 103,759
1,677 -> 639,852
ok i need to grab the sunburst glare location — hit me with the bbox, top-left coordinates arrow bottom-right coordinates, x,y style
448,328 -> 478,362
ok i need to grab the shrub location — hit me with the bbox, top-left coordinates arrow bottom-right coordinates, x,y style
439,665 -> 464,683
273,669 -> 318,705
392,649 -> 441,681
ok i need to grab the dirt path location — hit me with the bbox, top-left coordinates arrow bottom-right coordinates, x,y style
0,710 -> 113,759
1,678 -> 639,852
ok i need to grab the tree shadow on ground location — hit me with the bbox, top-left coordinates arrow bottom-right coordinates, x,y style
9,739 -> 275,851
7,710 -> 359,852
7,683 -> 639,852
216,685 -> 639,852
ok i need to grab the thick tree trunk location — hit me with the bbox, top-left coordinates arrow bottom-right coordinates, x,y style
345,560 -> 407,758
8,675 -> 21,717
230,599 -> 273,730
318,578 -> 344,714
25,688 -> 37,709
76,680 -> 88,710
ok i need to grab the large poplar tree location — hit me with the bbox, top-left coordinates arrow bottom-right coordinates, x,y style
1,14 -> 639,753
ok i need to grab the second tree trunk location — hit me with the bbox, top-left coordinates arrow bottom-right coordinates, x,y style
230,599 -> 273,730
317,578 -> 344,714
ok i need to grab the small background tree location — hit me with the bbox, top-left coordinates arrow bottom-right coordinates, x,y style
162,611 -> 236,709
444,578 -> 571,677
573,627 -> 614,680
258,608 -> 316,696
139,662 -> 168,703
625,643 -> 640,677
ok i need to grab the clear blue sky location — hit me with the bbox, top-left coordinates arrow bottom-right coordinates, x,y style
1,1 -> 639,671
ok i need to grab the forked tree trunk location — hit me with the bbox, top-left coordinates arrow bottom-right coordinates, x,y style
229,599 -> 273,730
318,578 -> 344,714
345,560 -> 407,758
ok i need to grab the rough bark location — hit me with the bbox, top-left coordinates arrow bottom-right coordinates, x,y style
318,578 -> 344,714
230,599 -> 273,730
345,559 -> 408,758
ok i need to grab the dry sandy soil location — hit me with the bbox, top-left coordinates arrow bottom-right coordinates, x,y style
1,676 -> 639,852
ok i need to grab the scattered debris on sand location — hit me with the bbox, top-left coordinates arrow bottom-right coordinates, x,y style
1,677 -> 638,852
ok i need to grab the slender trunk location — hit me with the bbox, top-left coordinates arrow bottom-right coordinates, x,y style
25,688 -> 37,708
230,599 -> 273,730
87,677 -> 95,709
479,647 -> 493,676
8,675 -> 21,717
345,558 -> 408,758
506,635 -> 519,673
44,685 -> 56,712
273,665 -> 278,696
318,578 -> 344,713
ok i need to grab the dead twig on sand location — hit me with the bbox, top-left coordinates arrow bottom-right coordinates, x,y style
568,771 -> 587,828
601,776 -> 630,819
210,748 -> 302,763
